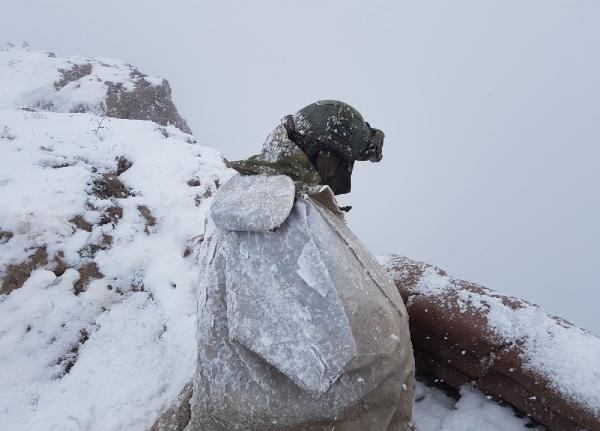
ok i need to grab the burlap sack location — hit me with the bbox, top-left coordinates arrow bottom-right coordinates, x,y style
189,175 -> 414,431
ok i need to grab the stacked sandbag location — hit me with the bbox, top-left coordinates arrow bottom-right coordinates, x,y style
383,255 -> 600,431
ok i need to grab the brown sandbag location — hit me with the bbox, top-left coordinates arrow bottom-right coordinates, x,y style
409,324 -> 494,379
383,255 -> 600,431
477,373 -> 582,431
414,349 -> 473,392
492,346 -> 600,430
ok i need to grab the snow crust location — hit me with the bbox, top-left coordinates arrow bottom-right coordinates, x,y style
210,174 -> 295,232
224,198 -> 356,393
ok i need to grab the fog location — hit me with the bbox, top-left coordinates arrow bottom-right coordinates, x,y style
2,0 -> 599,334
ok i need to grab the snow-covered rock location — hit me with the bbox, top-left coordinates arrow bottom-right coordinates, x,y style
0,43 -> 191,132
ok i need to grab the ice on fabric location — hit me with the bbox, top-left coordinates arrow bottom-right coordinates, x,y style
296,238 -> 334,298
192,177 -> 414,430
225,199 -> 356,393
210,174 -> 295,232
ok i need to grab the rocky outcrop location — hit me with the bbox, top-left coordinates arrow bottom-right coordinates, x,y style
1,44 -> 191,133
104,75 -> 191,133
383,255 -> 600,431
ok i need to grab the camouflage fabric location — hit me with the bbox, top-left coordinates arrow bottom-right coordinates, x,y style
229,123 -> 321,196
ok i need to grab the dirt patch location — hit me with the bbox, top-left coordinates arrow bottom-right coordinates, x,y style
51,251 -> 68,277
137,205 -> 156,234
99,205 -> 123,226
193,179 -> 220,205
131,277 -> 145,293
115,156 -> 133,176
49,161 -> 74,169
56,328 -> 90,377
78,234 -> 113,259
1,247 -> 48,295
74,262 -> 103,295
90,173 -> 133,199
54,63 -> 93,91
70,215 -> 93,232
0,229 -> 13,244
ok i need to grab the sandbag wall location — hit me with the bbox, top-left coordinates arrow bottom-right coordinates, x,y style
383,255 -> 600,431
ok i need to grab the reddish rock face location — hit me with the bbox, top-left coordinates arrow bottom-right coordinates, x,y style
383,255 -> 600,431
104,77 -> 191,134
53,62 -> 192,134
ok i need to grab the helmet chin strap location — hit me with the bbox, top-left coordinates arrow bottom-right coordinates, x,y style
314,151 -> 354,195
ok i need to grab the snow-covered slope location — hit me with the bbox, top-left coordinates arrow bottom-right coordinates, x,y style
0,44 -> 229,430
0,45 -> 540,431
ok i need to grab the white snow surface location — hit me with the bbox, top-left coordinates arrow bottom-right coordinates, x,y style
0,105 -> 229,430
413,382 -> 534,431
0,46 -> 539,430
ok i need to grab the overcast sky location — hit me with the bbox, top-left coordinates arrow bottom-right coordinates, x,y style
2,0 -> 599,334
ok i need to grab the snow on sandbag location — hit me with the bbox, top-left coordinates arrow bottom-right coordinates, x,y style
383,255 -> 600,431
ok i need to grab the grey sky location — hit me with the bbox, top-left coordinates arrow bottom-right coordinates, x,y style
2,0 -> 599,334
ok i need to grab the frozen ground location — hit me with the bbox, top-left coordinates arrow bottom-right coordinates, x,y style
0,45 -> 541,430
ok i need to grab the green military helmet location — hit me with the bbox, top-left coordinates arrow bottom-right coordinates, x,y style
284,100 -> 384,163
